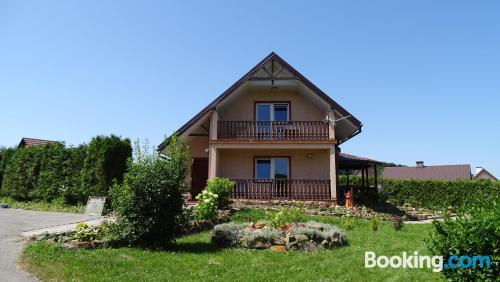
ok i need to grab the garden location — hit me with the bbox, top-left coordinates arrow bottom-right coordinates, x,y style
1,136 -> 498,281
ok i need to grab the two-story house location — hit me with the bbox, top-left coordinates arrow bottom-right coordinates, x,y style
159,52 -> 378,204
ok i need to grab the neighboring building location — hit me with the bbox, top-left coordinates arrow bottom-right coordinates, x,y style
474,167 -> 498,181
18,137 -> 58,148
159,52 -> 378,203
383,161 -> 472,181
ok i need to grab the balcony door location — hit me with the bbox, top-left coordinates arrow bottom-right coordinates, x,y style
255,157 -> 290,198
255,103 -> 289,139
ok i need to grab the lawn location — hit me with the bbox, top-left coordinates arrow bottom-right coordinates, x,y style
21,210 -> 442,281
0,197 -> 85,213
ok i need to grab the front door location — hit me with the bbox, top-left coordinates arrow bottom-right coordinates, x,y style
191,158 -> 209,199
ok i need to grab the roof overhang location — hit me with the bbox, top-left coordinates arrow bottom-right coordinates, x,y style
158,52 -> 362,150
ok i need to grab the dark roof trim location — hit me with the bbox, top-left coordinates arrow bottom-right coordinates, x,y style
158,52 -> 362,150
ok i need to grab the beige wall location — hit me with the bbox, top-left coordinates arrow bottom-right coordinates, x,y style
185,136 -> 209,159
218,149 -> 330,179
218,89 -> 325,121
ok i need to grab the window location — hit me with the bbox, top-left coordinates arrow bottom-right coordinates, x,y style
255,157 -> 289,179
256,103 -> 289,121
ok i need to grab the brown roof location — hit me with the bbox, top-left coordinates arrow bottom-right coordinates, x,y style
18,137 -> 58,148
383,164 -> 472,181
338,153 -> 382,164
158,52 -> 362,150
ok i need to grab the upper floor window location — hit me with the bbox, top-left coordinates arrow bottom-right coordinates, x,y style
256,103 -> 289,121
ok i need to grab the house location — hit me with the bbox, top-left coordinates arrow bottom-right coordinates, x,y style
18,137 -> 58,148
474,167 -> 497,181
159,52 -> 378,203
383,161 -> 472,181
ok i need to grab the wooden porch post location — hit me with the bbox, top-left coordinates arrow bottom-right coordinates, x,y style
329,146 -> 337,201
209,110 -> 218,140
373,164 -> 378,188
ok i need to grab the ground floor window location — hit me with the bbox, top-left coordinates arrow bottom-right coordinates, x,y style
255,157 -> 289,179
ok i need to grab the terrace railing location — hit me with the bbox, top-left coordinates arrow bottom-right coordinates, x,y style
217,121 -> 329,141
231,179 -> 331,200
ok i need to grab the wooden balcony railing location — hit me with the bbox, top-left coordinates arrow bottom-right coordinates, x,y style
217,121 -> 329,141
231,179 -> 331,200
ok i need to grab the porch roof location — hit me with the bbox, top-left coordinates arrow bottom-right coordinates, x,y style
338,153 -> 381,169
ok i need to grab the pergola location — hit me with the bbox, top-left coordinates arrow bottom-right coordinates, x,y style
337,153 -> 382,205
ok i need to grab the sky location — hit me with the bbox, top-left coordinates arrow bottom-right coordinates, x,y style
0,1 -> 499,176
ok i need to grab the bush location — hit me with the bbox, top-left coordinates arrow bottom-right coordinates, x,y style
241,227 -> 280,247
75,223 -> 107,242
291,221 -> 346,245
267,206 -> 306,227
204,177 -> 234,209
379,178 -> 500,210
80,135 -> 132,198
369,216 -> 378,231
211,223 -> 243,248
0,135 -> 131,205
427,198 -> 499,281
195,190 -> 219,221
341,214 -> 357,231
109,136 -> 190,248
392,216 -> 404,231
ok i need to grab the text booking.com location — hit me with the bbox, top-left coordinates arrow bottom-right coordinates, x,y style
365,251 -> 491,272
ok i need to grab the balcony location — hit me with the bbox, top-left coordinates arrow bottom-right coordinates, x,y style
231,179 -> 331,200
217,121 -> 329,141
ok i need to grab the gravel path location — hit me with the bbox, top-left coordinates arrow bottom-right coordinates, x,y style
0,208 -> 99,281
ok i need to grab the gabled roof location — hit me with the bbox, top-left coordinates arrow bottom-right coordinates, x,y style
159,52 -> 362,150
474,168 -> 498,181
18,137 -> 59,148
383,164 -> 472,181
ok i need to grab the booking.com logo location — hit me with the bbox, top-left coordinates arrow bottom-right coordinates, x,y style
365,251 -> 491,272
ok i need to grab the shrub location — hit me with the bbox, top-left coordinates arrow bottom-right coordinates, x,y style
195,190 -> 219,221
379,178 -> 500,210
341,214 -> 357,231
427,198 -> 499,281
267,206 -> 306,227
392,216 -> 404,231
109,136 -> 190,248
369,216 -> 378,231
291,221 -> 346,245
211,223 -> 243,248
80,135 -> 132,198
241,227 -> 280,247
75,223 -> 107,242
0,136 -> 131,205
204,177 -> 234,209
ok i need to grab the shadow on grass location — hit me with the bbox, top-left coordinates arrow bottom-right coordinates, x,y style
168,241 -> 220,254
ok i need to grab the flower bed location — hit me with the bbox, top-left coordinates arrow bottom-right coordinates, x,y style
211,221 -> 346,252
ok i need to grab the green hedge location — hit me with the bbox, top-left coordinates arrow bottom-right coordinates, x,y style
379,179 -> 500,210
0,135 -> 131,204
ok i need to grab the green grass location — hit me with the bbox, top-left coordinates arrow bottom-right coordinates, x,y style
0,197 -> 84,213
21,210 -> 442,281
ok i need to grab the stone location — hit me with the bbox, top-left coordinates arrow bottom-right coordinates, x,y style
274,238 -> 286,245
254,239 -> 271,249
295,235 -> 308,243
270,245 -> 287,252
0,203 -> 9,209
239,237 -> 249,248
285,234 -> 296,244
302,241 -> 319,252
286,241 -> 298,250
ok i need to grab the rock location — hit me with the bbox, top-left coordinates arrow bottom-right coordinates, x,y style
274,238 -> 286,245
254,239 -> 271,249
302,241 -> 319,252
270,245 -> 287,252
239,237 -> 249,248
285,234 -> 296,244
295,235 -> 308,243
286,241 -> 298,250
0,203 -> 9,209
70,240 -> 93,249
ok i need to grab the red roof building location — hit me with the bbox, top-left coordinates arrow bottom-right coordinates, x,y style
383,161 -> 472,181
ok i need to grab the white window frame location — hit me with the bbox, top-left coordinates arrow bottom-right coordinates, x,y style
255,103 -> 289,121
255,157 -> 289,179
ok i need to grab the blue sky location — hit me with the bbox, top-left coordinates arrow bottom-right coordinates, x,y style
0,1 -> 499,176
